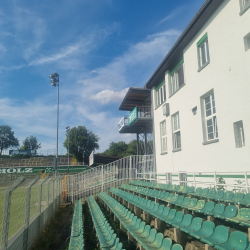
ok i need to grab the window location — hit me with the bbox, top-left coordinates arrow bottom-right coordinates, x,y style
244,32 -> 250,51
197,33 -> 210,70
203,92 -> 218,141
234,120 -> 245,148
169,59 -> 185,96
172,112 -> 181,150
240,0 -> 250,13
160,120 -> 167,153
155,81 -> 166,107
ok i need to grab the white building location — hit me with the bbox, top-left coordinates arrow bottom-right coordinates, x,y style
118,0 -> 250,180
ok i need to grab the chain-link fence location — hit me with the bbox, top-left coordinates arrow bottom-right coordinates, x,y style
0,175 -> 64,250
65,155 -> 155,201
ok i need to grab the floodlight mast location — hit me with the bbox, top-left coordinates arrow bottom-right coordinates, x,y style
50,73 -> 59,176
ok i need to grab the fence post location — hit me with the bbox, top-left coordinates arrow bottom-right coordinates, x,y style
1,177 -> 25,250
214,172 -> 217,191
23,176 -> 39,250
102,165 -> 104,192
38,177 -> 49,232
129,156 -> 132,181
245,172 -> 248,193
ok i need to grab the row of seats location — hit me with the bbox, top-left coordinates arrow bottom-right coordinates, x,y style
69,200 -> 84,250
130,180 -> 250,205
121,184 -> 250,226
111,187 -> 250,250
87,195 -> 124,250
98,191 -> 183,250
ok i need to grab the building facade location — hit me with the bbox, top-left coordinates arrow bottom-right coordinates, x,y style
119,0 -> 250,175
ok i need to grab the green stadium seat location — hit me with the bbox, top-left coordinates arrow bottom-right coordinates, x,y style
232,192 -> 245,204
187,186 -> 195,194
158,207 -> 170,221
221,191 -> 234,202
177,197 -> 191,207
172,214 -> 193,229
196,201 -> 215,213
165,209 -> 177,223
200,225 -> 229,246
180,217 -> 203,234
215,205 -> 238,219
171,195 -> 184,205
214,231 -> 249,250
189,221 -> 215,240
239,193 -> 250,206
158,238 -> 172,250
206,203 -> 225,216
199,188 -> 209,198
171,245 -> 183,250
213,190 -> 224,201
206,189 -> 216,199
167,211 -> 184,226
227,208 -> 250,226
183,198 -> 197,209
193,187 -> 203,196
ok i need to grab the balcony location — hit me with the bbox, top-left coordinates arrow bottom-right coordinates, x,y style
118,106 -> 152,134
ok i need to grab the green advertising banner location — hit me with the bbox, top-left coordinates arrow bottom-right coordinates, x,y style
128,107 -> 137,125
0,165 -> 90,174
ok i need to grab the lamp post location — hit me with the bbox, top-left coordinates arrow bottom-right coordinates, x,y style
49,73 -> 59,175
66,126 -> 70,173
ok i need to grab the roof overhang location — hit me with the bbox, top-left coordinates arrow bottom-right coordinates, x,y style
145,0 -> 224,89
119,87 -> 151,111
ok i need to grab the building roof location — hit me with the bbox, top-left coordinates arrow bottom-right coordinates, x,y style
145,0 -> 224,89
119,87 -> 151,111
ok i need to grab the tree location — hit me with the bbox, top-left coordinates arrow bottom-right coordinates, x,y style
0,125 -> 19,155
103,140 -> 137,157
21,135 -> 41,150
63,126 -> 99,163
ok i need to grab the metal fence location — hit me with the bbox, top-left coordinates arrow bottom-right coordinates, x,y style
0,175 -> 64,250
66,155 -> 155,200
144,171 -> 250,193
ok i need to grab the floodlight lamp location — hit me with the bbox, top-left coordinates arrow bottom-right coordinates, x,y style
49,72 -> 59,86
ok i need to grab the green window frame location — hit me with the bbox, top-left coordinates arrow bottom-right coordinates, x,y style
155,80 -> 166,108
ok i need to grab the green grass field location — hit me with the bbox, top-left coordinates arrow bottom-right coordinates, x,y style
0,181 -> 52,246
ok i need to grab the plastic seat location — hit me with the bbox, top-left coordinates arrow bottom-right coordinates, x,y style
197,201 -> 215,214
168,194 -> 179,203
165,193 -> 174,201
178,197 -> 191,208
199,188 -> 209,198
201,225 -> 229,246
214,231 -> 249,250
144,232 -> 163,250
193,187 -> 203,196
158,237 -> 172,250
206,203 -> 225,216
227,208 -> 250,226
171,195 -> 184,205
180,217 -> 203,234
167,211 -> 184,225
165,209 -> 176,223
187,186 -> 195,194
222,191 -> 234,202
185,198 -> 197,209
189,221 -> 215,239
206,189 -> 216,199
172,214 -> 192,229
216,205 -> 238,219
172,244 -> 183,250
213,190 -> 224,201
232,192 -> 245,204
181,186 -> 189,194
239,193 -> 250,206
158,207 -> 170,221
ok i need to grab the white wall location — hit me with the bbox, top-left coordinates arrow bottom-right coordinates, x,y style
154,0 -> 250,174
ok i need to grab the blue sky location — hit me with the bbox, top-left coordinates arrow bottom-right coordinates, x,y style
0,0 -> 205,154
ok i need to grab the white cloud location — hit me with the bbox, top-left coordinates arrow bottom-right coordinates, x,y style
157,6 -> 184,26
90,88 -> 129,104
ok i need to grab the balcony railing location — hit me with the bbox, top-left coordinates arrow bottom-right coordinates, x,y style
118,116 -> 129,131
118,106 -> 152,131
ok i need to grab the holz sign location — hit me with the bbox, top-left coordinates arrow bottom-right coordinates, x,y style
0,168 -> 34,174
